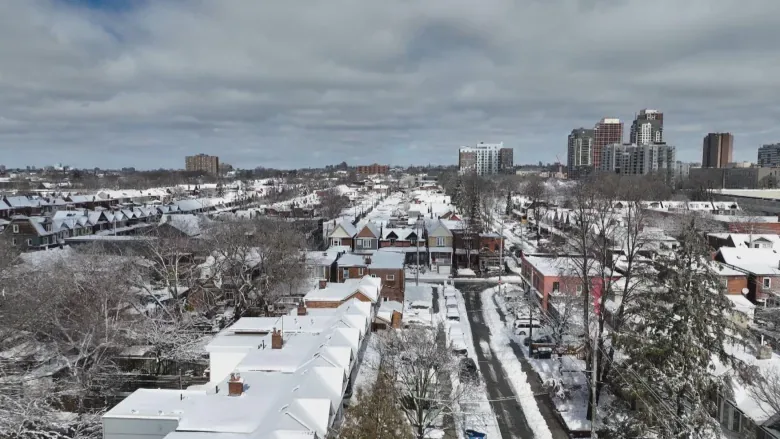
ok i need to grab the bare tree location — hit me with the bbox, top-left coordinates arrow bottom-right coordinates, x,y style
338,367 -> 413,439
749,365 -> 780,422
521,175 -> 550,245
375,325 -> 465,439
318,187 -> 351,220
201,218 -> 308,318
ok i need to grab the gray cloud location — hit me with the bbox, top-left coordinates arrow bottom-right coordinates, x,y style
1,0 -> 779,169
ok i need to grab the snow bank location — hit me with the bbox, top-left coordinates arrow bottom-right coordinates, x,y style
481,286 -> 554,439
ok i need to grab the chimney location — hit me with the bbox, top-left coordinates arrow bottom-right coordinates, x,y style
758,344 -> 773,360
228,373 -> 244,396
364,256 -> 372,265
297,303 -> 307,316
319,279 -> 327,289
271,328 -> 283,349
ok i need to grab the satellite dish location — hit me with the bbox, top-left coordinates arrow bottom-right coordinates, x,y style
742,288 -> 750,295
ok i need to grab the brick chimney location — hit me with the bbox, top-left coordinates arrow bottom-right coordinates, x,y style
228,373 -> 244,396
319,279 -> 327,289
271,328 -> 283,349
364,256 -> 372,265
297,303 -> 307,316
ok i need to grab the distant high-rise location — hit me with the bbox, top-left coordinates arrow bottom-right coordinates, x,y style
185,154 -> 220,175
758,143 -> 780,167
458,142 -> 502,176
702,133 -> 734,168
567,128 -> 594,179
498,148 -> 514,173
630,109 -> 664,145
599,143 -> 676,182
593,118 -> 623,169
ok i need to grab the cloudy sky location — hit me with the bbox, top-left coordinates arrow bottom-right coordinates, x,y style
1,0 -> 780,170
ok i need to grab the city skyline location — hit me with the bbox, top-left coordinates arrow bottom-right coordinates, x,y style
2,0 -> 780,169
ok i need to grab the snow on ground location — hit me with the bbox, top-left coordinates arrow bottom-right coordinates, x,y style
351,332 -> 380,397
480,286 -> 554,439
437,283 -> 501,439
493,290 -> 592,432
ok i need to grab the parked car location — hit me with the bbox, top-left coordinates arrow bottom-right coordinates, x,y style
459,357 -> 479,382
523,335 -> 553,346
447,308 -> 461,322
514,318 -> 541,335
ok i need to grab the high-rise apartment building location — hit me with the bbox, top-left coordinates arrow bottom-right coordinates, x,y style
185,154 -> 220,175
702,133 -> 734,168
599,143 -> 676,181
758,143 -> 780,167
498,148 -> 514,173
458,142 -> 502,176
630,109 -> 664,145
593,118 -> 623,169
567,128 -> 594,179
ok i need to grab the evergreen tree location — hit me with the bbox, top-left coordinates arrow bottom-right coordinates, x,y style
606,217 -> 737,438
505,190 -> 512,215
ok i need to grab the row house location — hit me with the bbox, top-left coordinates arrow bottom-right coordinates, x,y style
708,233 -> 780,251
715,247 -> 780,306
335,252 -> 406,302
328,220 -> 358,249
379,227 -> 425,265
2,207 -> 162,250
354,222 -> 380,253
452,230 -> 505,270
426,220 -> 453,268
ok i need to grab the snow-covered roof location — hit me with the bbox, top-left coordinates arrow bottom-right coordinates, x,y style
523,255 -> 612,278
376,300 -> 403,324
715,343 -> 780,426
358,221 -> 380,238
712,233 -> 780,249
303,276 -> 382,303
718,247 -> 780,275
337,252 -> 404,270
160,214 -> 206,237
104,299 -> 371,438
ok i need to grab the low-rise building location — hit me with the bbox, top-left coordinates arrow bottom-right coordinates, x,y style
715,247 -> 780,306
327,220 -> 358,248
335,252 -> 405,302
521,254 -> 618,310
102,299 -> 372,439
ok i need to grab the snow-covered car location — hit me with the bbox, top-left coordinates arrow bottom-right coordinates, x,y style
446,308 -> 461,322
514,318 -> 542,335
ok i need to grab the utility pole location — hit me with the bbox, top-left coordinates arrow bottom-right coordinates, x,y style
415,217 -> 421,286
591,324 -> 599,439
498,215 -> 504,286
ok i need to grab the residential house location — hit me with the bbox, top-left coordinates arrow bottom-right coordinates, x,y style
521,254 -> 619,310
378,227 -> 425,265
103,299 -> 372,439
303,276 -> 382,309
4,215 -> 58,249
336,252 -> 405,302
714,343 -> 780,439
426,220 -> 453,268
709,233 -> 780,251
715,247 -> 780,306
2,196 -> 41,217
328,220 -> 358,249
305,248 -> 346,282
354,221 -> 380,253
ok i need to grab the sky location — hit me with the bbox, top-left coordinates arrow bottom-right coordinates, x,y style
2,0 -> 780,170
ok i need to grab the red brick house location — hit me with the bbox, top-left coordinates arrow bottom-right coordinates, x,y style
521,254 -> 619,310
303,277 -> 382,309
336,252 -> 405,302
715,247 -> 780,306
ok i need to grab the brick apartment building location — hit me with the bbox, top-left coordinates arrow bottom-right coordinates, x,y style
185,154 -> 220,175
356,164 -> 389,175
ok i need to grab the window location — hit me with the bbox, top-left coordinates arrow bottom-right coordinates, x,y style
386,274 -> 395,281
342,268 -> 349,279
576,284 -> 583,293
764,278 -> 771,289
26,239 -> 32,246
389,238 -> 396,245
11,238 -> 17,246
12,224 -> 19,233
370,274 -> 377,278
436,237 -> 446,246
358,268 -> 364,276
331,238 -> 341,246
552,282 -> 560,292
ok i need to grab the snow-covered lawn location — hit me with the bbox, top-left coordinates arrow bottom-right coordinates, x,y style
493,290 -> 593,433
480,286 -> 554,439
436,284 -> 500,439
